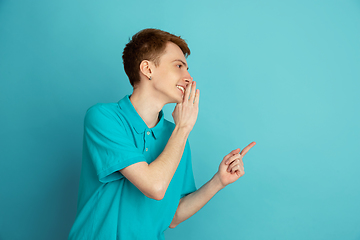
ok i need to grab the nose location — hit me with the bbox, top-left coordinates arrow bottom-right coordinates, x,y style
184,74 -> 193,85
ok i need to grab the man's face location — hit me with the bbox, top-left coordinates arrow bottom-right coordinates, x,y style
151,42 -> 193,104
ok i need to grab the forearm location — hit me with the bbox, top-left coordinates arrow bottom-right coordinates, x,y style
170,173 -> 224,228
169,142 -> 256,227
147,126 -> 190,195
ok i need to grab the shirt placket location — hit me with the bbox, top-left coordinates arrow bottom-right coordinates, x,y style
143,129 -> 151,156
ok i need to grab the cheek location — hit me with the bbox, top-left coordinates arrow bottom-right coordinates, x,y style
152,67 -> 180,85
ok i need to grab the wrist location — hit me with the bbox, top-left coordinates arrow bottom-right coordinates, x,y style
212,172 -> 226,191
173,125 -> 191,137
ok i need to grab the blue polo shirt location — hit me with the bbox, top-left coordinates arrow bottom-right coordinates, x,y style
68,95 -> 196,240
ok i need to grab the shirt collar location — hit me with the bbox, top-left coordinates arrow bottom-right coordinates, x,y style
118,95 -> 165,139
151,111 -> 165,139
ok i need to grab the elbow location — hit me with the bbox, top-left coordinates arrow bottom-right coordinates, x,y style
153,185 -> 166,201
169,214 -> 180,228
146,183 -> 166,201
151,191 -> 165,201
169,222 -> 178,228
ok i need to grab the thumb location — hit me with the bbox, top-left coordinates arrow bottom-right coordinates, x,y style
223,148 -> 241,164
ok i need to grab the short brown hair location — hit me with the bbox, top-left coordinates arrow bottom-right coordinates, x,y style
122,28 -> 190,87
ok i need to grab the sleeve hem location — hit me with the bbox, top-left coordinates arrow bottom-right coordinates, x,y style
98,156 -> 146,183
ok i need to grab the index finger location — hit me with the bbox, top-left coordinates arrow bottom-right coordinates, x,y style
189,81 -> 197,103
183,81 -> 192,103
240,142 -> 256,156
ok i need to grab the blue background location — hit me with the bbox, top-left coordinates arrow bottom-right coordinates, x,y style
1,1 -> 359,239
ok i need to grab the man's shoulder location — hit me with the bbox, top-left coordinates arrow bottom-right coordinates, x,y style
86,102 -> 119,117
84,102 -> 124,127
88,101 -> 119,112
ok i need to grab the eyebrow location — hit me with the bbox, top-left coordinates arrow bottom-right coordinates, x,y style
173,59 -> 189,70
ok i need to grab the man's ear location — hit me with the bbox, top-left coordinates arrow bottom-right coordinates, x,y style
139,60 -> 152,80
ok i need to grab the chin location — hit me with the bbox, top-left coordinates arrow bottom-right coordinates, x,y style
170,98 -> 182,104
170,93 -> 183,103
176,95 -> 184,103
167,92 -> 183,104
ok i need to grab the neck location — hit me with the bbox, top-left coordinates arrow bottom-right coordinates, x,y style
130,86 -> 165,128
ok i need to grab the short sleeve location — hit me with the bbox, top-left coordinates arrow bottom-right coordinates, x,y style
180,142 -> 197,198
84,104 -> 146,183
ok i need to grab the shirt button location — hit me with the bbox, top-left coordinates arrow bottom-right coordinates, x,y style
145,148 -> 148,152
147,131 -> 150,135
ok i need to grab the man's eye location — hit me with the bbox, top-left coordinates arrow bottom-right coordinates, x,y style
177,64 -> 182,68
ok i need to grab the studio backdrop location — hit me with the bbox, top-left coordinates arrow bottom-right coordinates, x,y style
0,1 -> 359,239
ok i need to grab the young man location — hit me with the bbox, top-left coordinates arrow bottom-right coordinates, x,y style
68,28 -> 256,240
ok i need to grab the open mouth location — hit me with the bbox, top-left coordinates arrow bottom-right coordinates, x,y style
176,85 -> 185,94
